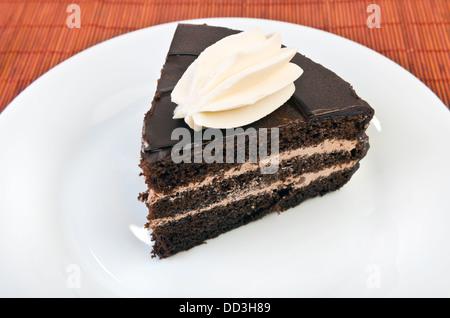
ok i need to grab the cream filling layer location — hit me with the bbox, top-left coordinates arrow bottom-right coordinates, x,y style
148,162 -> 355,228
147,138 -> 358,203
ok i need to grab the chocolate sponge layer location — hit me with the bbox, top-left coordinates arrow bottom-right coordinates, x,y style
149,165 -> 359,259
140,111 -> 372,195
142,136 -> 368,220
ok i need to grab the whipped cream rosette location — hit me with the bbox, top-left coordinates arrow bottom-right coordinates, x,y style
171,28 -> 303,131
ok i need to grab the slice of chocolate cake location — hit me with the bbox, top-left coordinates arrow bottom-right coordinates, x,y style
139,23 -> 374,259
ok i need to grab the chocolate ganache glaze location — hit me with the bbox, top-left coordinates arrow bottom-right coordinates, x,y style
141,24 -> 372,162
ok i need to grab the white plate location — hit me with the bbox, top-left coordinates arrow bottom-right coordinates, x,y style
0,18 -> 449,298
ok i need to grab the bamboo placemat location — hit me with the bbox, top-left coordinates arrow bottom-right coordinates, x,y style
0,0 -> 449,113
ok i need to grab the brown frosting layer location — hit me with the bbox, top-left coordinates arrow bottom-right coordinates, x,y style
141,23 -> 373,162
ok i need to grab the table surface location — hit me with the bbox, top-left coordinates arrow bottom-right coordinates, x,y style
0,0 -> 449,113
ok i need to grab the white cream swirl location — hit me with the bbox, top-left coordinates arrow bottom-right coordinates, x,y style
171,28 -> 303,131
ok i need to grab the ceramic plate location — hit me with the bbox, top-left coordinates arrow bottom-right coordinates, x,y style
1,18 -> 449,297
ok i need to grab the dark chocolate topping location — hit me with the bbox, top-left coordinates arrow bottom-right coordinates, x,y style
142,23 -> 372,156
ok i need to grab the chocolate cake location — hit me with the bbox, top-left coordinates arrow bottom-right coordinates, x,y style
138,23 -> 374,259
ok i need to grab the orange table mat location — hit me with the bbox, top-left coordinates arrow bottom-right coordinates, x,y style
0,0 -> 449,113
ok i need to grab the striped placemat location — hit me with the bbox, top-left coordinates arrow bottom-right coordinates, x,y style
0,0 -> 449,112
